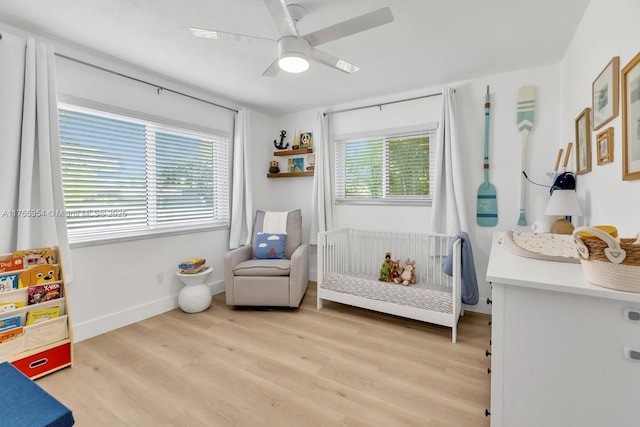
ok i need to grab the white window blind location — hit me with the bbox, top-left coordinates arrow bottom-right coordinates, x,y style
335,128 -> 436,205
58,104 -> 230,243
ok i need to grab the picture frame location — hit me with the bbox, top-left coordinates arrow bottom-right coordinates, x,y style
596,127 -> 613,165
288,157 -> 304,173
622,51 -> 640,180
592,56 -> 620,130
575,107 -> 592,175
299,132 -> 313,149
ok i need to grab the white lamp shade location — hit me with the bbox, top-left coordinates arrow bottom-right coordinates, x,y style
544,189 -> 583,217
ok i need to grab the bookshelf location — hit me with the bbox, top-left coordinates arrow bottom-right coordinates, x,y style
0,246 -> 73,379
268,148 -> 315,178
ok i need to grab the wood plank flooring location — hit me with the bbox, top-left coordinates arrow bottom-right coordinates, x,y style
36,282 -> 491,427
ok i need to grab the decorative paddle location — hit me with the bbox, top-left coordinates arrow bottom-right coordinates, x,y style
477,85 -> 497,227
516,85 -> 535,226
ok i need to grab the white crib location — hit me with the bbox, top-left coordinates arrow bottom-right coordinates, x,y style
317,228 -> 463,343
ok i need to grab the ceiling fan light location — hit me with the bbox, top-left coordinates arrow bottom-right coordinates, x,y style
278,54 -> 309,73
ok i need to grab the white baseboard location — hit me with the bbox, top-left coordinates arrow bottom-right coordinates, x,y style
72,280 -> 225,342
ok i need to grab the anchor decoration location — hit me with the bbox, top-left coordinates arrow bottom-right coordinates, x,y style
273,130 -> 289,150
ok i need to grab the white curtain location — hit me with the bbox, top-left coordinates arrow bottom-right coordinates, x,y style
0,33 -> 73,281
309,112 -> 333,244
229,108 -> 253,248
429,87 -> 469,234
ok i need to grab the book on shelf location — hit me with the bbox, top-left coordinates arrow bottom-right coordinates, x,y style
178,257 -> 206,269
180,264 -> 208,274
0,302 -> 26,314
0,314 -> 21,331
0,273 -> 19,292
0,326 -> 23,343
27,282 -> 62,305
12,247 -> 57,267
26,306 -> 61,326
0,257 -> 25,273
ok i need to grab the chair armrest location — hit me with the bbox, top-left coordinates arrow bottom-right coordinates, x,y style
289,243 -> 309,306
224,245 -> 253,304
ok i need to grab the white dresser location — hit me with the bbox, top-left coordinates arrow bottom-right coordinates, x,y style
486,232 -> 640,427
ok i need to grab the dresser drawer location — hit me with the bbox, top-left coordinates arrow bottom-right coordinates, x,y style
11,341 -> 71,379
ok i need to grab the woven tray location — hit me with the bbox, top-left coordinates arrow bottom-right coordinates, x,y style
573,226 -> 640,292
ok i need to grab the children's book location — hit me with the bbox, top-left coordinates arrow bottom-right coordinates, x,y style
0,315 -> 21,331
0,257 -> 24,273
27,282 -> 62,305
0,273 -> 19,292
0,302 -> 26,314
26,306 -> 61,326
0,326 -> 23,343
180,265 -> 208,274
12,247 -> 57,267
178,258 -> 205,269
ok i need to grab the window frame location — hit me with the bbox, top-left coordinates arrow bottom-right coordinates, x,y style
57,98 -> 232,246
334,124 -> 437,206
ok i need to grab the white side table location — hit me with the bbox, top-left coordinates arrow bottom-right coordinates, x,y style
176,267 -> 213,313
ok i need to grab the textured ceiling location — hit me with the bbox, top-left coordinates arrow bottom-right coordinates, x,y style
0,0 -> 590,115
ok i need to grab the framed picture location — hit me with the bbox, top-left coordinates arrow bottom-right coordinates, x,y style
592,56 -> 620,130
596,127 -> 613,165
575,107 -> 592,175
622,51 -> 640,180
288,157 -> 304,173
299,132 -> 313,149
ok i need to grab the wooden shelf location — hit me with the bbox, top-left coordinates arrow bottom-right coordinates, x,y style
267,171 -> 314,178
273,148 -> 313,156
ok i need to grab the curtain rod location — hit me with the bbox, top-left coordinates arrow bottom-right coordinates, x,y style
54,53 -> 238,114
323,91 -> 448,116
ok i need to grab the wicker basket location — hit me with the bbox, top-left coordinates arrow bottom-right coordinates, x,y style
573,226 -> 640,292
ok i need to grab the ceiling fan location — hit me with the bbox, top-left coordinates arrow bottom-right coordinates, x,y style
190,0 -> 394,76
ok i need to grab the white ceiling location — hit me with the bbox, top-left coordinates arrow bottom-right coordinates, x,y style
0,0 -> 590,115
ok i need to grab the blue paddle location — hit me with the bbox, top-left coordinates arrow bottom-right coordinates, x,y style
477,86 -> 497,226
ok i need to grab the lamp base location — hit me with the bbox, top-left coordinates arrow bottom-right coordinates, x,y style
550,218 -> 574,234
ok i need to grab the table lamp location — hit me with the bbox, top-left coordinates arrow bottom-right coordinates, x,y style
544,189 -> 583,234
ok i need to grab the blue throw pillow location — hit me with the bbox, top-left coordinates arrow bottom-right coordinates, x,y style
255,233 -> 288,259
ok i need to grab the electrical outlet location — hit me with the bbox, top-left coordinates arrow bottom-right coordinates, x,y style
156,272 -> 164,284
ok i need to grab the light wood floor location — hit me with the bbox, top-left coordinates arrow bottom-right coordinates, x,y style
37,282 -> 492,427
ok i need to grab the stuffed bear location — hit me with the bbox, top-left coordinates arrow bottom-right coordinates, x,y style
399,259 -> 416,285
389,259 -> 402,283
378,252 -> 391,281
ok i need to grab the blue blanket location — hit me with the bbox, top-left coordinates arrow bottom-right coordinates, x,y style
442,232 -> 479,305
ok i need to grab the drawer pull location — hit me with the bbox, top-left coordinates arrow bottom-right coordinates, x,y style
29,358 -> 48,369
485,409 -> 491,417
487,297 -> 493,305
624,347 -> 640,361
485,350 -> 491,357
487,368 -> 491,374
624,309 -> 640,322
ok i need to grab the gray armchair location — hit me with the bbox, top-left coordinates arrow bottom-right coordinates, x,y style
224,210 -> 309,307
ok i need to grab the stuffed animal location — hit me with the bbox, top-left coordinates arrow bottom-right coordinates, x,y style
398,259 -> 416,286
379,252 -> 391,281
389,259 -> 402,283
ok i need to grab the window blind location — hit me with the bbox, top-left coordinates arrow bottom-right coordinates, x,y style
58,104 -> 230,242
335,128 -> 436,205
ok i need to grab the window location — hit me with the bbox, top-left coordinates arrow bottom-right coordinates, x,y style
58,103 -> 230,243
335,127 -> 436,205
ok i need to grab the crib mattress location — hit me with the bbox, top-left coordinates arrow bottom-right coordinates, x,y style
321,272 -> 452,314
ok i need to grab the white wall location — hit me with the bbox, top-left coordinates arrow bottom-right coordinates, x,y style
0,27 -> 274,341
559,0 -> 640,236
267,65 -> 562,314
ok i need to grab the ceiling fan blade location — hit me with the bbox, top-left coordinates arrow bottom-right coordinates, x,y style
262,57 -> 281,77
190,27 -> 276,45
304,7 -> 393,47
263,0 -> 299,37
310,48 -> 360,74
